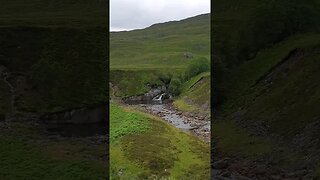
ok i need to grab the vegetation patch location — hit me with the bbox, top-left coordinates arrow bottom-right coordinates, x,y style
110,70 -> 166,98
110,14 -> 210,70
110,102 -> 150,143
110,103 -> 210,179
174,72 -> 210,113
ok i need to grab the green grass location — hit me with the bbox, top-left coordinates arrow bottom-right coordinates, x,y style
110,14 -> 210,102
173,72 -> 210,114
110,102 -> 210,179
109,102 -> 150,143
110,14 -> 210,70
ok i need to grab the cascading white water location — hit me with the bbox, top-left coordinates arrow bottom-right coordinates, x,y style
153,93 -> 165,101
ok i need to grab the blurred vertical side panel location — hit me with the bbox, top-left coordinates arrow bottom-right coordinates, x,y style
0,0 -> 109,179
212,0 -> 320,179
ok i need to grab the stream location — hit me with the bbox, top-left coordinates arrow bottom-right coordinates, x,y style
125,98 -> 211,142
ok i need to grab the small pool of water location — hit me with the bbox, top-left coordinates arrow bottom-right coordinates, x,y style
45,121 -> 107,137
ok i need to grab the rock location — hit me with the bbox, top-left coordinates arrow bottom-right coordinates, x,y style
183,52 -> 193,59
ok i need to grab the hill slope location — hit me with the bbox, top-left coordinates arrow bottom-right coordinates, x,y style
110,14 -> 211,112
110,13 -> 210,70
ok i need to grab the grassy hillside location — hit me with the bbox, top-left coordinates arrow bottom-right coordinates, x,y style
110,14 -> 210,70
110,14 -> 210,108
110,102 -> 210,179
173,72 -> 210,114
213,0 -> 320,177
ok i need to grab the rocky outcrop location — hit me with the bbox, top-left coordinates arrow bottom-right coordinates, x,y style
124,86 -> 167,103
42,105 -> 107,124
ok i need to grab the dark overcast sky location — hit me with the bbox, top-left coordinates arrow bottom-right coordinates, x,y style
110,0 -> 210,32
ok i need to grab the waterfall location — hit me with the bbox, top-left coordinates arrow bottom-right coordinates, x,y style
153,93 -> 165,101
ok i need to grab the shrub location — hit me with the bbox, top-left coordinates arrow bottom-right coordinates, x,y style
185,57 -> 210,80
168,78 -> 182,96
158,73 -> 172,85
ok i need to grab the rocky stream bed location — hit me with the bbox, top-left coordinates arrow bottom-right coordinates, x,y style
131,103 -> 211,142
